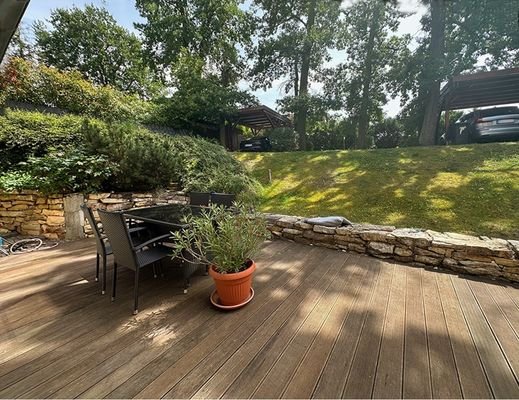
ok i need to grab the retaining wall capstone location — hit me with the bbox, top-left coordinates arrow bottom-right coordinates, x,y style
265,213 -> 519,284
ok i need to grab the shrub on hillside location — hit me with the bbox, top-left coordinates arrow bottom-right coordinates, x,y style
0,109 -> 86,169
371,118 -> 402,149
0,57 -> 153,122
82,120 -> 260,200
268,127 -> 297,151
0,149 -> 115,194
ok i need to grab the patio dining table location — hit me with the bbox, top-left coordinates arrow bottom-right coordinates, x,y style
124,203 -> 207,234
123,203 -> 209,289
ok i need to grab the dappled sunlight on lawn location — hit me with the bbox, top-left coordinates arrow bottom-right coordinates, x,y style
240,143 -> 519,238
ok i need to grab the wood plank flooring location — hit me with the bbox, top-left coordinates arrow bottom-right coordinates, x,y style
1,238 -> 518,398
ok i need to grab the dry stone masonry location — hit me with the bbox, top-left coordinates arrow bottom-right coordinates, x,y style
0,190 -> 188,240
0,191 -> 66,239
266,213 -> 519,284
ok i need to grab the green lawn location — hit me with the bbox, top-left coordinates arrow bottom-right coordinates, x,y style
236,142 -> 519,239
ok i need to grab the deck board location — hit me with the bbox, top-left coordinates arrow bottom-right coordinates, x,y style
0,238 -> 518,398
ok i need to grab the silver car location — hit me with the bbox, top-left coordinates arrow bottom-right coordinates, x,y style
445,106 -> 519,144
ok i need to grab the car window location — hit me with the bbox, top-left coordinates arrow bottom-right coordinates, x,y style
479,107 -> 519,118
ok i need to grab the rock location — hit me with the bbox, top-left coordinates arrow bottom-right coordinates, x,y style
294,236 -> 312,245
359,230 -> 394,242
351,223 -> 395,232
429,231 -> 514,258
294,221 -> 312,230
269,225 -> 283,232
9,204 -> 29,211
415,247 -> 442,258
100,198 -> 130,204
442,258 -> 458,268
334,234 -> 365,245
303,230 -> 335,243
347,243 -> 366,253
493,258 -> 519,268
48,198 -> 64,205
414,255 -> 442,266
313,225 -> 336,235
394,255 -> 414,263
87,193 -> 111,200
0,211 -> 27,217
508,240 -> 519,256
46,215 -> 65,225
395,247 -> 413,257
336,226 -> 355,235
42,209 -> 65,217
392,228 -> 432,247
427,246 -> 453,257
283,228 -> 302,236
276,216 -> 299,228
0,202 -> 12,208
368,241 -> 394,254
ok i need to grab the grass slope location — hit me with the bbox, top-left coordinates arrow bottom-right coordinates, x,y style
237,142 -> 519,239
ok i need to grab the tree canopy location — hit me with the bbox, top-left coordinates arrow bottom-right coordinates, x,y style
34,5 -> 160,98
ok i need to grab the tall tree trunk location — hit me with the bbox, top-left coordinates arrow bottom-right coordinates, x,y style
294,58 -> 299,97
419,0 -> 445,146
356,3 -> 381,149
295,0 -> 317,151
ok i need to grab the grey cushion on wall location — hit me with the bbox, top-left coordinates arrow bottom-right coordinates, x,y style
305,216 -> 352,227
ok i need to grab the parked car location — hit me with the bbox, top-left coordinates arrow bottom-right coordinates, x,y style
239,136 -> 272,152
443,106 -> 519,144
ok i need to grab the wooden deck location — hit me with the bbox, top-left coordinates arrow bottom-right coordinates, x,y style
1,238 -> 519,399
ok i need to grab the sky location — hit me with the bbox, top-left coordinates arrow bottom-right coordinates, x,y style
19,0 -> 427,117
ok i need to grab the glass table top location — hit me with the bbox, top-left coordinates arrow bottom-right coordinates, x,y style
124,204 -> 206,227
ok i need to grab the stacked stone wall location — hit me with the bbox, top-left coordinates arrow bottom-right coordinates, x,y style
266,214 -> 519,283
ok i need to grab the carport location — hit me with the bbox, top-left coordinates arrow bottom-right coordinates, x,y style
439,68 -> 519,133
221,105 -> 292,150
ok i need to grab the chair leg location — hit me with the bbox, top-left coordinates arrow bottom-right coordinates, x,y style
111,262 -> 118,302
95,254 -> 100,282
183,277 -> 190,294
102,255 -> 107,295
152,263 -> 157,279
133,268 -> 140,315
159,260 -> 165,278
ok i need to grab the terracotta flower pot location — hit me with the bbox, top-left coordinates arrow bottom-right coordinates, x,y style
209,260 -> 256,306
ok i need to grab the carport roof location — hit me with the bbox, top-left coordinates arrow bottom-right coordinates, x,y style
0,0 -> 30,63
233,105 -> 292,130
439,67 -> 519,111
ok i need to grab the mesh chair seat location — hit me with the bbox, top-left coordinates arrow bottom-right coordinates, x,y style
136,245 -> 170,268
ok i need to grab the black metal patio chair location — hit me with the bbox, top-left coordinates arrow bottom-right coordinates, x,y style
98,209 -> 170,314
210,192 -> 236,208
189,192 -> 211,207
81,204 -> 148,294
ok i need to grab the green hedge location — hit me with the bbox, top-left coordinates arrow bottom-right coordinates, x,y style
0,109 -> 260,200
0,109 -> 87,169
0,57 -> 154,122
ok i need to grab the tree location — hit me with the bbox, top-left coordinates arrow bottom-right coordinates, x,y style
34,5 -> 159,98
151,51 -> 256,130
5,23 -> 34,61
323,0 -> 409,148
419,0 -> 445,146
250,0 -> 341,150
135,0 -> 253,84
397,0 -> 519,145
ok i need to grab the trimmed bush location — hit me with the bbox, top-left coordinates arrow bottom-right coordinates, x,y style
0,109 -> 87,169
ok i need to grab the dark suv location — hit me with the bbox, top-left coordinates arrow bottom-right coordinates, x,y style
444,106 -> 519,144
239,136 -> 272,152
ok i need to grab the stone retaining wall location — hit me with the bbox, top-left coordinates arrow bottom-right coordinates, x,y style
0,190 -> 188,240
266,214 -> 519,283
0,191 -> 67,239
83,191 -> 188,236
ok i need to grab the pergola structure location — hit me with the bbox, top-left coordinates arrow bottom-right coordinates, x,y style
0,0 -> 30,63
439,67 -> 519,131
221,105 -> 292,150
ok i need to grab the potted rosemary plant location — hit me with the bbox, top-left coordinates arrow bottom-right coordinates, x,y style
170,204 -> 268,308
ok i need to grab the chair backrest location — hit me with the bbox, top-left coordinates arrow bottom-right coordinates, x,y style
97,210 -> 138,270
211,193 -> 236,208
81,204 -> 108,255
189,192 -> 211,206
